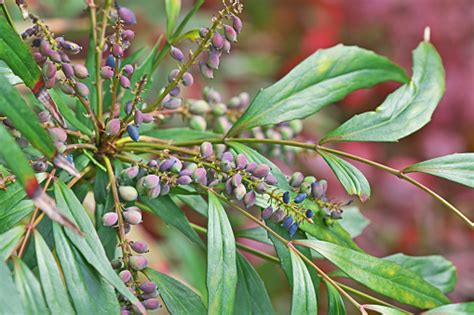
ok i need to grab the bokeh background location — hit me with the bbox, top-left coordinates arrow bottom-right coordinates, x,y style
9,0 -> 474,313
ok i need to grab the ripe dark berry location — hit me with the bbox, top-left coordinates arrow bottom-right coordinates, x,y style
282,191 -> 290,204
305,209 -> 314,219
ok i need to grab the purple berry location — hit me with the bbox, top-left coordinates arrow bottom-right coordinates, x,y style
73,64 -> 89,79
125,101 -> 133,114
265,173 -> 278,185
224,25 -> 237,42
100,66 -> 114,79
139,282 -> 157,294
200,142 -> 213,158
163,97 -> 182,109
120,75 -> 131,89
160,159 -> 176,171
182,72 -> 194,86
170,46 -> 184,62
294,193 -> 307,204
261,207 -> 273,220
212,32 -> 225,50
143,298 -> 160,310
199,61 -> 214,79
282,191 -> 290,204
192,168 -> 207,185
147,185 -> 161,199
106,118 -> 121,135
290,172 -> 304,187
223,39 -> 231,54
288,222 -> 299,237
102,212 -> 118,226
282,216 -> 294,229
134,109 -> 144,125
246,162 -> 257,172
270,209 -> 286,223
131,241 -> 149,253
48,50 -> 62,63
60,40 -> 82,54
169,86 -> 181,97
118,7 -> 137,25
252,164 -> 270,178
305,209 -> 314,219
61,63 -> 74,78
124,209 -> 142,225
233,184 -> 246,200
244,190 -> 256,208
311,180 -> 328,198
122,64 -> 134,76
177,175 -> 192,185
119,270 -> 132,283
123,166 -> 139,179
207,50 -> 220,70
122,29 -> 135,41
75,82 -> 90,99
129,256 -> 148,271
231,173 -> 242,187
199,27 -> 209,38
33,160 -> 48,172
235,154 -> 248,169
42,61 -> 56,79
232,16 -> 243,33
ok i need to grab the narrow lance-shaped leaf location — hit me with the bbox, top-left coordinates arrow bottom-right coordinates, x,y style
289,250 -> 318,315
423,302 -> 474,315
53,223 -> 120,314
0,74 -> 56,159
384,253 -> 457,294
34,231 -> 75,314
143,268 -> 207,315
318,149 -> 371,201
295,239 -> 450,309
0,124 -> 79,232
325,280 -> 346,315
0,262 -> 25,314
363,305 -> 408,315
0,16 -> 40,88
0,60 -> 22,85
165,0 -> 182,36
141,196 -> 205,249
403,153 -> 474,188
53,181 -> 144,312
207,191 -> 237,314
321,41 -> 445,143
13,257 -> 49,315
0,225 -> 25,261
234,253 -> 275,315
227,44 -> 409,136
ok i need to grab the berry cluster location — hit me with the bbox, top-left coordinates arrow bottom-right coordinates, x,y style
21,16 -> 89,96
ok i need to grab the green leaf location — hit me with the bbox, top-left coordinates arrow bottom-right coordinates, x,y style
143,127 -> 221,142
265,220 -> 320,295
0,16 -> 41,88
227,44 -> 408,136
235,226 -> 272,245
363,305 -> 408,315
289,250 -> 318,315
173,193 -> 208,217
0,200 -> 34,234
143,268 -> 207,315
0,224 -> 25,262
0,262 -> 25,314
295,239 -> 450,309
0,60 -> 22,85
403,153 -> 474,188
0,121 -> 43,195
50,89 -> 93,136
228,141 -> 290,190
423,302 -> 474,315
170,0 -> 204,40
53,181 -> 142,311
207,191 -> 237,314
165,0 -> 182,37
384,253 -> 457,293
34,231 -> 75,314
318,149 -> 371,201
13,258 -> 49,314
234,253 -> 275,315
325,280 -> 346,315
53,223 -> 120,314
0,75 -> 56,159
141,196 -> 205,249
338,206 -> 370,238
321,42 -> 445,143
